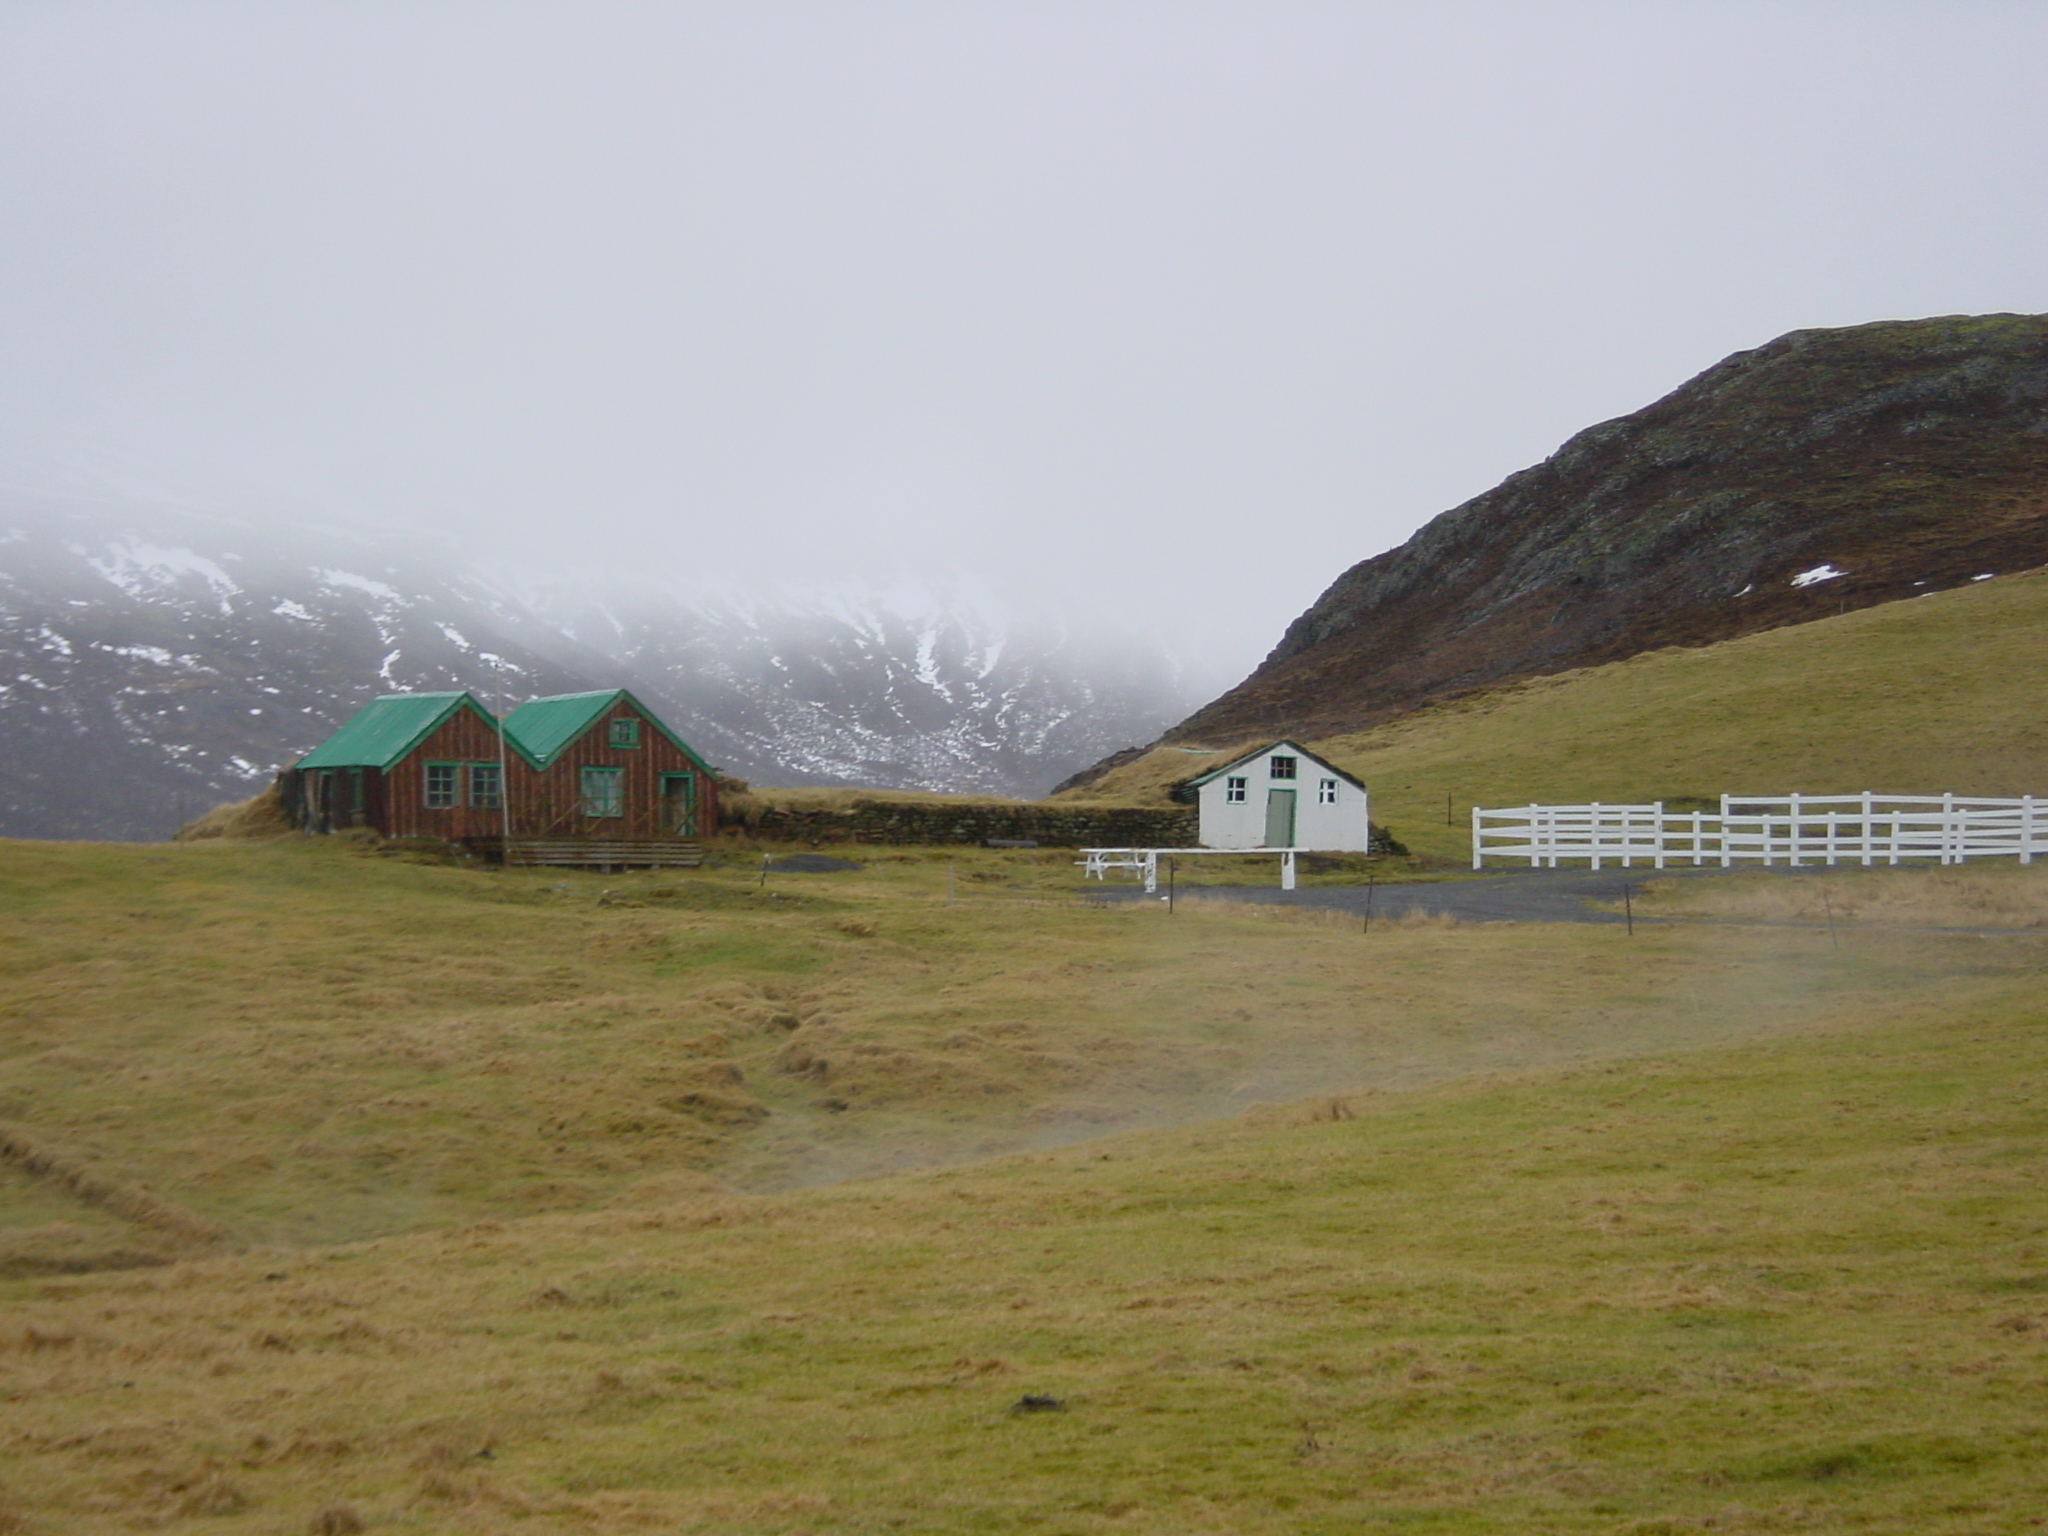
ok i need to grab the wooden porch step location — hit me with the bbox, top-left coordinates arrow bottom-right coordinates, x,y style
493,839 -> 705,869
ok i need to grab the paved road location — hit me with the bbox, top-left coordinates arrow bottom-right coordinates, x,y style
1088,865 -> 2048,937
1089,867 -> 1747,925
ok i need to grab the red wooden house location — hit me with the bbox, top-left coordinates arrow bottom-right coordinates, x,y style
279,688 -> 718,867
497,689 -> 718,861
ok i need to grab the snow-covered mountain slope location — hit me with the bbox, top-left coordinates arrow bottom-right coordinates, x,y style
0,492 -> 1202,839
0,493 -> 616,840
536,585 -> 1200,799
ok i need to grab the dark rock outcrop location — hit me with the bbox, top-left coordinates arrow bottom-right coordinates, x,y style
1164,314 -> 2048,748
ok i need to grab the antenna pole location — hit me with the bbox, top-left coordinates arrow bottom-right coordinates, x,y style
496,672 -> 513,858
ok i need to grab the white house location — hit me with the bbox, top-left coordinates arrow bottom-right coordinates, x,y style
1178,741 -> 1370,851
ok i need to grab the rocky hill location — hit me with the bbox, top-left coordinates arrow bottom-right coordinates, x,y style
1132,313 -> 2048,760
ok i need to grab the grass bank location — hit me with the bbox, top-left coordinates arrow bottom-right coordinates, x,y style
1071,569 -> 2048,862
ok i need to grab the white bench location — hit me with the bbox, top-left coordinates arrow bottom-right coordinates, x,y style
1078,847 -> 1302,893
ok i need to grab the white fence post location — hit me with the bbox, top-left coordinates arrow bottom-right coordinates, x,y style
1461,792 -> 2044,871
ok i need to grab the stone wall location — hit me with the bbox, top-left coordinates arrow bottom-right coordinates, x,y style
740,800 -> 1199,848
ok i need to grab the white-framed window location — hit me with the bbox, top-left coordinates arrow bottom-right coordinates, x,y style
1318,778 -> 1337,805
1224,776 -> 1247,804
424,762 -> 460,809
580,765 -> 624,817
469,762 -> 503,810
1269,755 -> 1297,780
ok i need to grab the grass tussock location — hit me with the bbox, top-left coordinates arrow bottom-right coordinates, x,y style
0,1121 -> 226,1248
171,782 -> 292,841
744,784 -> 1043,811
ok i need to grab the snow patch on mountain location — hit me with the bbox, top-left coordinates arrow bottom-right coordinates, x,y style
1,490 -> 1208,837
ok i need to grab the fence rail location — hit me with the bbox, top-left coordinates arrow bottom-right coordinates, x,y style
1473,794 -> 2047,870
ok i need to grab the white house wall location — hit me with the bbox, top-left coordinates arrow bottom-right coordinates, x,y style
1195,742 -> 1370,851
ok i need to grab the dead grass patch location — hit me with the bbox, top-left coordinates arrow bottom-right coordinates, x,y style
1640,864 -> 2048,929
172,783 -> 292,841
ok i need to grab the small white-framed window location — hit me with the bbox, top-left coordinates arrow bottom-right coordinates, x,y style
1224,776 -> 1247,804
469,762 -> 503,810
1269,755 -> 1297,780
424,762 -> 460,809
1318,778 -> 1337,805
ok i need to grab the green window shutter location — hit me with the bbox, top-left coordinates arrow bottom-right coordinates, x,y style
425,762 -> 460,808
580,766 -> 624,817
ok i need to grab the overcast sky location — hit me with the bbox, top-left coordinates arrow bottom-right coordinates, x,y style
3,1 -> 2045,679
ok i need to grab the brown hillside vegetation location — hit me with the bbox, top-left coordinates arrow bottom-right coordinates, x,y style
1071,565 -> 2048,861
1140,313 -> 2048,756
0,832 -> 2044,1529
169,782 -> 292,841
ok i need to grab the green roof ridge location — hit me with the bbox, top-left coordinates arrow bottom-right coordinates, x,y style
503,689 -> 714,772
298,692 -> 499,770
502,691 -> 622,767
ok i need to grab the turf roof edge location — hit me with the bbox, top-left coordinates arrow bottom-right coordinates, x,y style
1179,739 -> 1367,792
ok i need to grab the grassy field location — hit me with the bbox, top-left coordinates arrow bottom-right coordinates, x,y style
1071,568 -> 2048,862
4,836 -> 1950,1252
2,832 -> 2048,1531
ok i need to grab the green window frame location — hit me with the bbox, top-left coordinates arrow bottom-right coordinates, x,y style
608,717 -> 641,749
580,766 -> 624,818
1268,755 -> 1298,780
424,761 -> 460,809
469,762 -> 503,810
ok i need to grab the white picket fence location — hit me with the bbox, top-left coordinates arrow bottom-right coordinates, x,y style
1473,793 -> 2048,870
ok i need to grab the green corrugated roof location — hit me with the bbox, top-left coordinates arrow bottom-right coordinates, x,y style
503,689 -> 713,771
502,691 -> 618,767
297,692 -> 497,770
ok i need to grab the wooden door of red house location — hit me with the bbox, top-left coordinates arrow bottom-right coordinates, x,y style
661,773 -> 697,835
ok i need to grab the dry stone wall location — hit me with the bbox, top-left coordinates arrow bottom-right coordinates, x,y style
742,801 -> 1198,848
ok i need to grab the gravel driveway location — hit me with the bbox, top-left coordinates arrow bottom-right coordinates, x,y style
1090,867 -> 1748,925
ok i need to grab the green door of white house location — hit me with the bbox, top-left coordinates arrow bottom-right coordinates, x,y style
1265,788 -> 1297,847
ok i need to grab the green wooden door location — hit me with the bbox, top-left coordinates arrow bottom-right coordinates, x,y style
661,773 -> 697,835
1265,788 -> 1297,848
